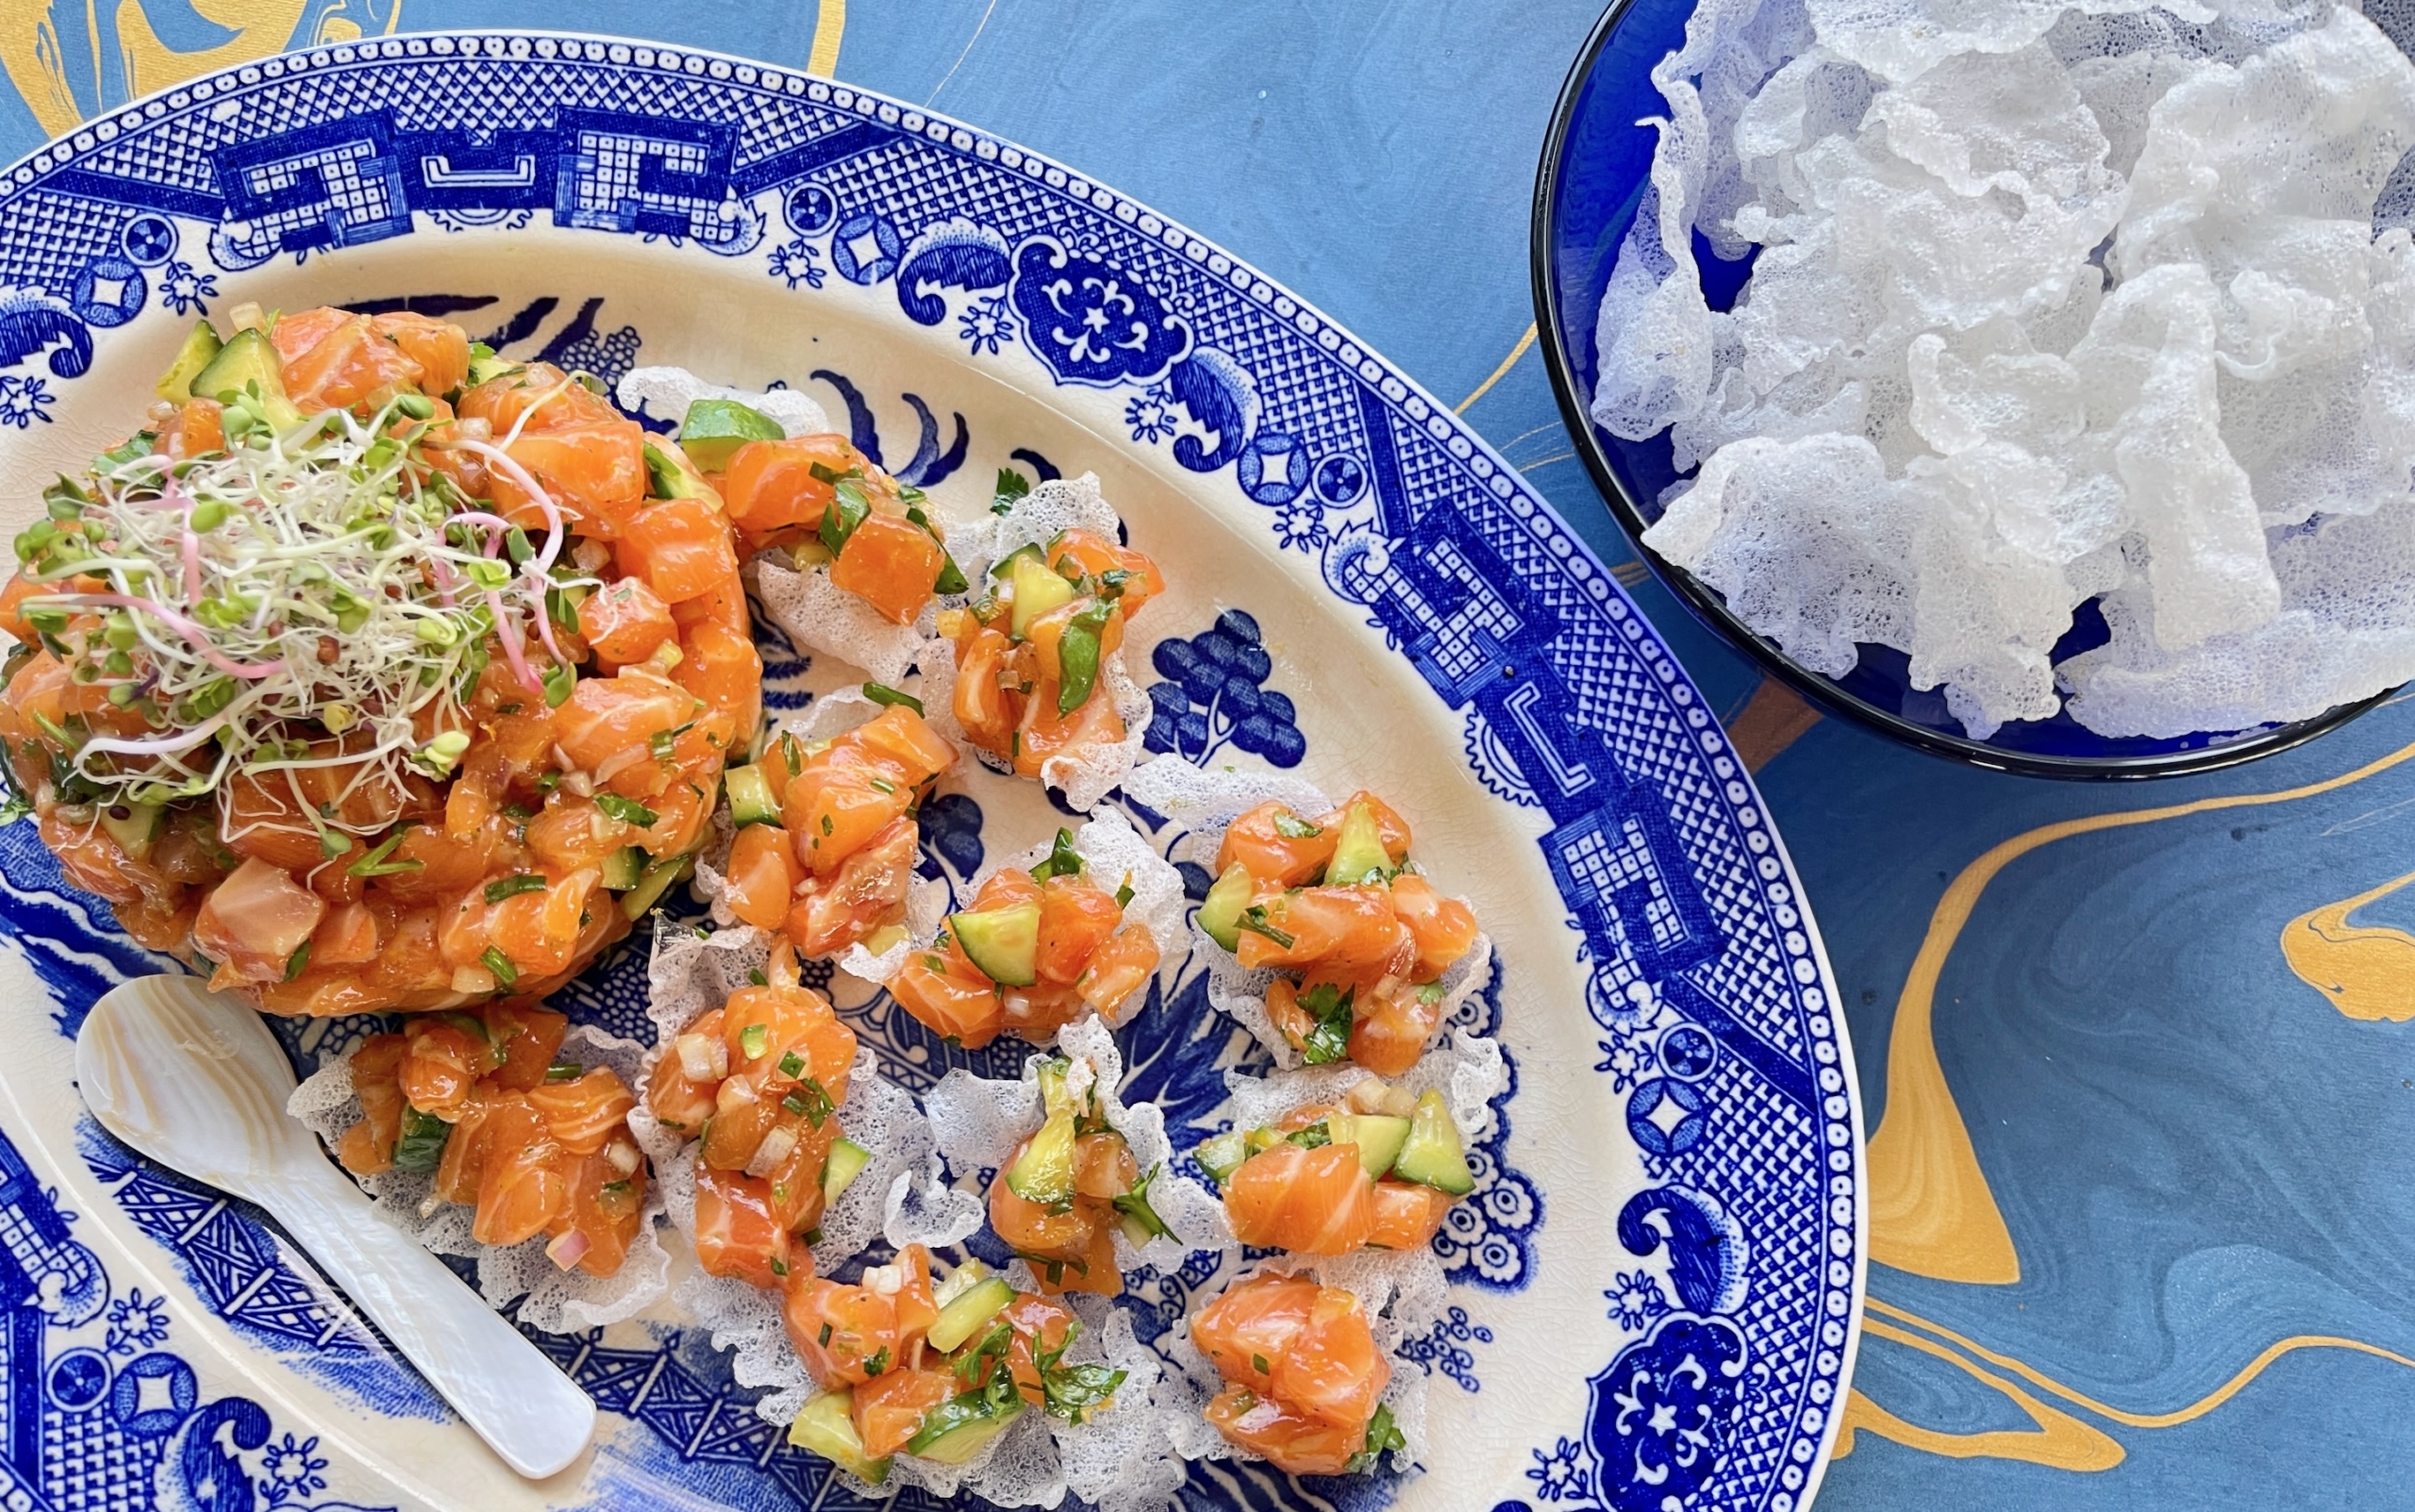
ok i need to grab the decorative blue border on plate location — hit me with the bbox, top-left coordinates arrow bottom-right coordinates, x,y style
0,32 -> 1861,1512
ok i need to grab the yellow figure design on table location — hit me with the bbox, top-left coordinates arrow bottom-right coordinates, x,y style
1841,732 -> 2415,1470
1,2 -> 401,139
0,0 -> 848,138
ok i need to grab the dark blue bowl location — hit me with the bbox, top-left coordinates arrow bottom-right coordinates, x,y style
1529,0 -> 2390,778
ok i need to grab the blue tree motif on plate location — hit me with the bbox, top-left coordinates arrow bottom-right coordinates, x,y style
1143,609 -> 1306,768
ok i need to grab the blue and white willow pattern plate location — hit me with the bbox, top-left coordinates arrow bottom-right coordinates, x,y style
0,32 -> 1863,1512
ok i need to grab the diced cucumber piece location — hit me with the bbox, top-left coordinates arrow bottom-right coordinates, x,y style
1035,1056 -> 1074,1120
724,764 -> 779,827
678,397 -> 785,472
100,802 -> 163,862
1194,1130 -> 1247,1186
1331,1113 -> 1412,1179
1324,800 -> 1391,887
190,328 -> 302,429
465,345 -> 524,388
620,852 -> 695,920
1196,863 -> 1253,952
1393,1089 -> 1474,1196
907,1392 -> 1023,1462
789,1388 -> 891,1484
926,1275 -> 1015,1353
934,1257 -> 991,1308
821,1138 -> 870,1205
155,319 -> 223,403
987,542 -> 1044,579
600,846 -> 645,891
1006,1109 -> 1077,1206
950,902 -> 1040,988
1242,1125 -> 1284,1155
1008,551 -> 1076,640
641,440 -> 713,500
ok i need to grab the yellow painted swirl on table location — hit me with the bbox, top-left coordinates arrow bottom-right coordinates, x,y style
1840,1300 -> 2415,1469
1868,735 -> 2415,1286
1854,732 -> 2415,1469
3,2 -> 399,138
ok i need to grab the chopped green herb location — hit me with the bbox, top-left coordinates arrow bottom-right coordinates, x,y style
820,477 -> 871,556
595,793 -> 658,827
544,1061 -> 584,1083
991,466 -> 1031,514
1251,1353 -> 1271,1376
1037,1320 -> 1126,1423
347,828 -> 424,877
1236,906 -> 1295,950
284,941 -> 311,981
1288,1120 -> 1334,1150
1111,1163 -> 1174,1239
863,1346 -> 890,1378
783,1078 -> 835,1128
480,947 -> 518,988
778,1050 -> 807,1079
483,872 -> 546,903
1350,1404 -> 1407,1473
1273,811 -> 1323,839
1055,599 -> 1114,715
860,681 -> 924,716
749,969 -> 770,987
391,1108 -> 451,1172
1297,982 -> 1356,1066
955,1319 -> 1014,1385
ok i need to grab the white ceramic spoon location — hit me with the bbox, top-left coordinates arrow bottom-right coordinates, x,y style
75,973 -> 596,1479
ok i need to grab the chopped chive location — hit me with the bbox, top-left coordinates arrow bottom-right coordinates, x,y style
595,793 -> 658,827
483,872 -> 547,903
859,682 -> 924,716
545,1061 -> 584,1083
782,1077 -> 834,1129
480,947 -> 518,988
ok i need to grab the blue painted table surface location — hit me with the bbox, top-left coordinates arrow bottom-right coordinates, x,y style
10,3 -> 2415,1509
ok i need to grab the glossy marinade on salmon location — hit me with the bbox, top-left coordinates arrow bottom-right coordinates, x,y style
1196,789 -> 1484,1072
0,307 -> 761,1015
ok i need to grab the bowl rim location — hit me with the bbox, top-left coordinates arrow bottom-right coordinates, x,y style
1526,0 -> 2394,781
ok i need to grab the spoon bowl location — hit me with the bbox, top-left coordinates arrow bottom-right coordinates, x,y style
76,972 -> 322,1199
75,974 -> 597,1480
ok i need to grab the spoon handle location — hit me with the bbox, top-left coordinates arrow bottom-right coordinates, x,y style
256,1166 -> 595,1479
